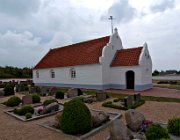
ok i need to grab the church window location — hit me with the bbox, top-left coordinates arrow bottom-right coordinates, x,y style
50,69 -> 55,78
70,68 -> 76,79
36,71 -> 39,78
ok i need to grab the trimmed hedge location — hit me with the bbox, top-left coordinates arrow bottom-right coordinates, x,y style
102,99 -> 145,110
14,105 -> 34,116
145,124 -> 170,140
4,84 -> 14,96
60,98 -> 92,134
55,90 -> 64,99
167,117 -> 180,136
32,94 -> 41,103
43,99 -> 58,106
3,96 -> 21,107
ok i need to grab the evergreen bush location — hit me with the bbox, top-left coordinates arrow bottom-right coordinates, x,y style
4,96 -> 21,107
25,112 -> 32,119
145,124 -> 170,140
167,117 -> 180,136
43,99 -> 58,106
32,94 -> 41,103
55,90 -> 64,99
60,98 -> 92,134
4,83 -> 14,96
14,105 -> 34,116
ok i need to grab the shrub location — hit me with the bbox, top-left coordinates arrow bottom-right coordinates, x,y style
55,90 -> 64,99
4,84 -> 15,96
145,124 -> 170,140
4,96 -> 21,107
43,99 -> 58,106
14,105 -> 34,116
167,117 -> 180,136
60,98 -> 92,134
32,94 -> 41,103
25,113 -> 32,119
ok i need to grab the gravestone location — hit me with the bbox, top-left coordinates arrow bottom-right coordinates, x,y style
0,88 -> 4,96
125,109 -> 145,132
43,102 -> 59,114
22,95 -> 33,105
124,96 -> 133,107
96,91 -> 107,101
109,119 -> 133,140
67,88 -> 78,98
92,111 -> 110,127
134,93 -> 141,102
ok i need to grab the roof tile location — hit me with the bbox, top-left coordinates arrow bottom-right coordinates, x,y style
111,47 -> 143,67
34,36 -> 110,69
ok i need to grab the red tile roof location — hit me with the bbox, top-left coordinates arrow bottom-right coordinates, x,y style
34,36 -> 110,69
111,47 -> 143,67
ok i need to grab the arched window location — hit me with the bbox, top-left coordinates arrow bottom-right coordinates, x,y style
50,69 -> 55,78
36,71 -> 39,78
70,68 -> 76,79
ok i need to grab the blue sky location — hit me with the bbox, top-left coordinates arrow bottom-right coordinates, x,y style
0,0 -> 179,70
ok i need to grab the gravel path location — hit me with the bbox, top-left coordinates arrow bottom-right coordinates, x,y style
0,94 -> 180,140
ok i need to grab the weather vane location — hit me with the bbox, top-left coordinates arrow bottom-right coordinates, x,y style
108,16 -> 115,34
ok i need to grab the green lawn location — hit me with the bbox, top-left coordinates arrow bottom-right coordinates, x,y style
153,84 -> 180,90
83,90 -> 180,103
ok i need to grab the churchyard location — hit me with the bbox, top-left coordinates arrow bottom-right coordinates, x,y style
0,81 -> 180,140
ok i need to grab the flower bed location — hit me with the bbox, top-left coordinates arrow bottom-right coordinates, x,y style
38,109 -> 121,140
5,103 -> 64,122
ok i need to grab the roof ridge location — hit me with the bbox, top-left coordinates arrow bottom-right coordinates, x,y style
52,36 -> 110,50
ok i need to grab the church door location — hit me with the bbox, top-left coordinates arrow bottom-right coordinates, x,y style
126,71 -> 135,89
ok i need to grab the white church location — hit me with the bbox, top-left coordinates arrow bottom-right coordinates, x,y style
33,28 -> 152,91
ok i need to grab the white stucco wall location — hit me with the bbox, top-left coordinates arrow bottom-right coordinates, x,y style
110,66 -> 142,85
139,43 -> 152,85
100,28 -> 123,85
33,64 -> 103,88
109,43 -> 152,91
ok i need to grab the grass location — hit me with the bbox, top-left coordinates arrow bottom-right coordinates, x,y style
153,84 -> 180,90
83,90 -> 180,103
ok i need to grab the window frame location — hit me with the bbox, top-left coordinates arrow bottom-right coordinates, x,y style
50,69 -> 55,78
70,68 -> 76,79
36,71 -> 39,78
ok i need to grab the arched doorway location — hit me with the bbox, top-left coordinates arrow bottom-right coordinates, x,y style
126,71 -> 135,89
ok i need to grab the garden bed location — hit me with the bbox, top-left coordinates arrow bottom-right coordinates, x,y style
5,103 -> 64,122
38,109 -> 121,140
102,99 -> 145,110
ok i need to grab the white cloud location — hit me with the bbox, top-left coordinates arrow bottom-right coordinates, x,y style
0,0 -> 179,70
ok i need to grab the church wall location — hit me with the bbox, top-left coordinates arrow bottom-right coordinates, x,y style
33,64 -> 104,89
99,28 -> 123,85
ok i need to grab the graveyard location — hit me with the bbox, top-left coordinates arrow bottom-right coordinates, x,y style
0,82 -> 180,140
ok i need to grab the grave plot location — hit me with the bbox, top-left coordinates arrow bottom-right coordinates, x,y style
1,94 -> 42,108
39,98 -> 121,140
102,93 -> 145,110
5,102 -> 63,122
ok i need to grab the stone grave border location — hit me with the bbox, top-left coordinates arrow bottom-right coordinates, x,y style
38,109 -> 122,140
4,103 -> 64,122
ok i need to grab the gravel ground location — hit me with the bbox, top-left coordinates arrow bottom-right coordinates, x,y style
0,93 -> 180,140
